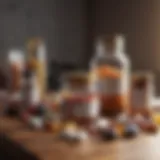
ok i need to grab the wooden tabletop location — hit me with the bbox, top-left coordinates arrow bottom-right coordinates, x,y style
1,116 -> 160,160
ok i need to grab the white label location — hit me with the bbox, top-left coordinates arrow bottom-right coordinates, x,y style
131,89 -> 150,108
8,50 -> 24,70
24,76 -> 41,106
63,97 -> 99,118
97,77 -> 122,94
73,99 -> 99,118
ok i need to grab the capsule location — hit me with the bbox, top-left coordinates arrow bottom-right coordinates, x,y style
140,122 -> 158,133
101,128 -> 118,140
35,104 -> 47,116
28,116 -> 44,129
76,130 -> 88,141
123,123 -> 139,138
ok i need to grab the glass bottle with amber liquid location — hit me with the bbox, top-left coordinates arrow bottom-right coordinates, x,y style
90,34 -> 130,117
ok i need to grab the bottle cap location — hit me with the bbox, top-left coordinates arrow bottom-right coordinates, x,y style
96,34 -> 125,54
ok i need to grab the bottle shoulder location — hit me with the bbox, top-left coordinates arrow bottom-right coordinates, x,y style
90,53 -> 130,69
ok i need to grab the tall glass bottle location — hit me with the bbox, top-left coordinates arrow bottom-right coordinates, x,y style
26,38 -> 47,102
90,34 -> 130,117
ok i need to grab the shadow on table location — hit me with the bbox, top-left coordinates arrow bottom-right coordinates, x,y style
0,133 -> 39,160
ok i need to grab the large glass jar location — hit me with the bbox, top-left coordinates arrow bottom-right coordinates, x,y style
60,72 -> 100,126
90,34 -> 130,117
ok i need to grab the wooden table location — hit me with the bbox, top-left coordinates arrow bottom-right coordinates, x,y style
1,116 -> 160,160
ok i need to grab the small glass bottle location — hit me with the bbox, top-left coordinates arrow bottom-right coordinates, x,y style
130,72 -> 154,118
90,34 -> 130,117
8,49 -> 25,93
26,38 -> 47,101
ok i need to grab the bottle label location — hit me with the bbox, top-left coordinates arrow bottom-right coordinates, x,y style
62,95 -> 99,118
131,77 -> 153,109
97,77 -> 122,94
93,65 -> 128,95
131,89 -> 150,108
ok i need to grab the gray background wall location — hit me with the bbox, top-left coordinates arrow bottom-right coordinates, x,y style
1,0 -> 160,94
0,0 -> 88,67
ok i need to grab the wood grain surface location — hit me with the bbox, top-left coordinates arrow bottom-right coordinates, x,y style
1,117 -> 160,160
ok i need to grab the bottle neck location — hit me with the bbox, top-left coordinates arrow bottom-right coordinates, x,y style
95,44 -> 124,58
95,35 -> 125,57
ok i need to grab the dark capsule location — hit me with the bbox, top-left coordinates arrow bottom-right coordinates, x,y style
101,128 -> 118,141
35,104 -> 47,116
123,124 -> 139,138
59,131 -> 79,142
5,103 -> 20,117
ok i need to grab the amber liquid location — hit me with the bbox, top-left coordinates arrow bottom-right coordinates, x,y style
95,65 -> 128,117
100,94 -> 128,117
10,64 -> 22,92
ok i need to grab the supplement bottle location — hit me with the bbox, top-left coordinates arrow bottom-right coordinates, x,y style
90,34 -> 130,117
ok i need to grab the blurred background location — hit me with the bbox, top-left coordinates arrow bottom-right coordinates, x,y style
2,1 -> 160,160
0,0 -> 160,92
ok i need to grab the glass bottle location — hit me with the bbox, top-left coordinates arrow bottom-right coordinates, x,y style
130,72 -> 154,118
90,34 -> 130,117
60,71 -> 100,126
26,38 -> 47,101
8,49 -> 25,93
